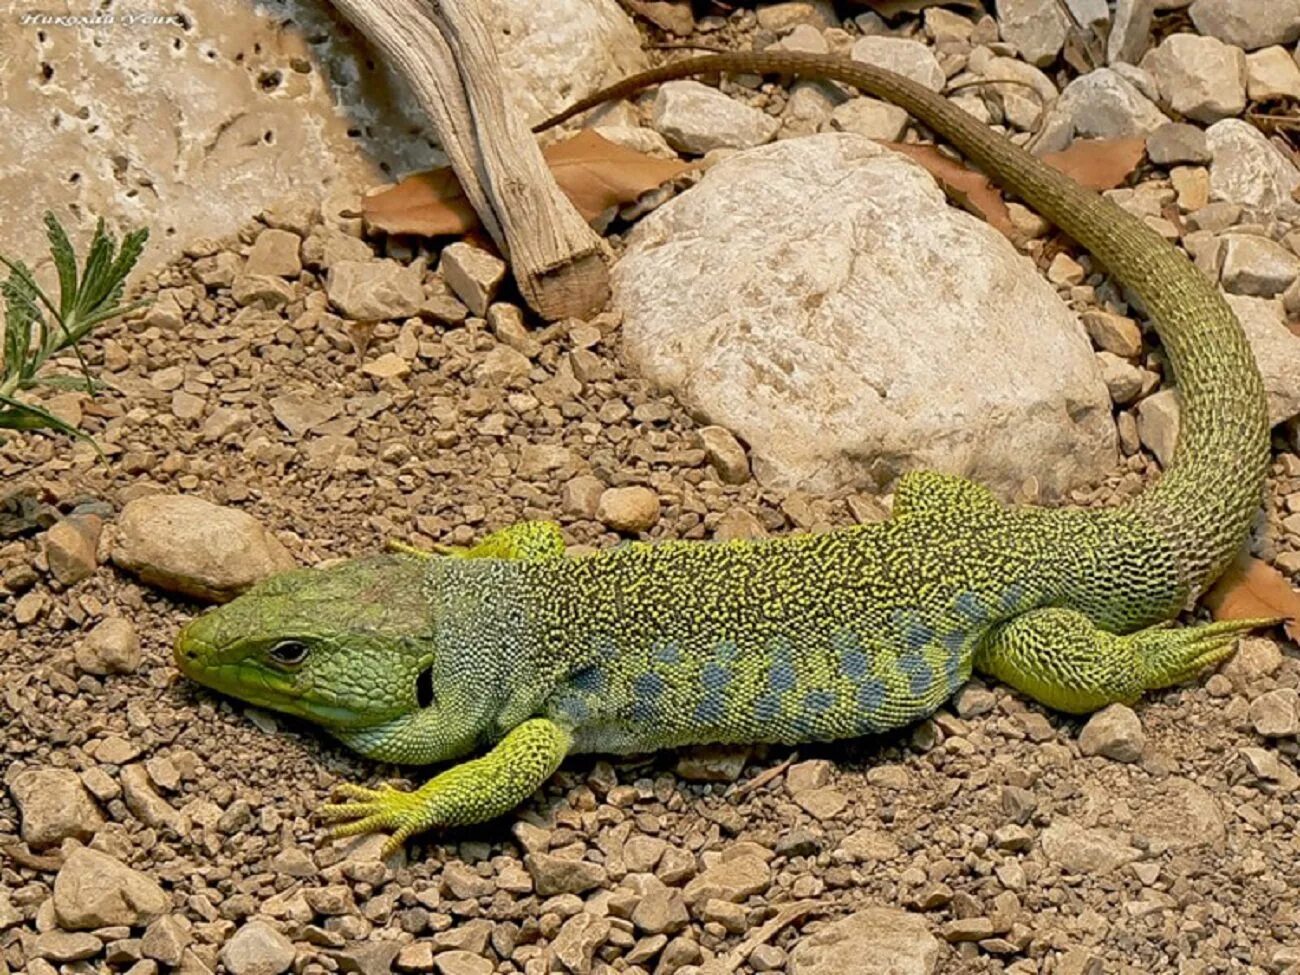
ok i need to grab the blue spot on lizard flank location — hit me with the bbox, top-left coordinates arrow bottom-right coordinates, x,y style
940,628 -> 966,655
802,688 -> 835,716
714,639 -> 740,663
898,651 -> 933,697
695,692 -> 726,725
701,662 -> 731,692
655,642 -> 681,665
999,581 -> 1028,612
570,665 -> 606,694
944,646 -> 964,689
842,646 -> 869,679
752,692 -> 781,724
857,677 -> 886,715
557,696 -> 589,723
630,672 -> 666,722
769,656 -> 797,694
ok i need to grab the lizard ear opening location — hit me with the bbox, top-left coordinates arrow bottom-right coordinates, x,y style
415,666 -> 435,709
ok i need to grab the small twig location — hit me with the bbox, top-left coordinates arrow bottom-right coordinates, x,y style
728,751 -> 798,799
709,900 -> 831,974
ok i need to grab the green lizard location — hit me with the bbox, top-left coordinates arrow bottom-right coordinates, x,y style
174,52 -> 1274,855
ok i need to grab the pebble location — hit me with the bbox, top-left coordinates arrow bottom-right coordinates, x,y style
75,617 -> 141,675
1249,688 -> 1300,737
1080,310 -> 1142,358
824,98 -> 910,142
697,426 -> 750,484
787,907 -> 939,975
994,0 -> 1067,66
1246,45 -> 1300,100
32,931 -> 104,962
1189,0 -> 1300,51
246,228 -> 303,278
652,80 -> 780,154
1078,703 -> 1146,762
850,36 -> 945,90
439,242 -> 506,317
1041,819 -> 1139,875
1207,118 -> 1300,213
325,258 -> 424,321
1136,388 -> 1180,468
524,853 -> 607,895
9,769 -> 104,847
682,854 -> 770,906
596,486 -> 662,533
219,920 -> 296,975
433,950 -> 493,975
1220,235 -> 1300,298
53,847 -> 170,929
111,494 -> 296,602
1147,123 -> 1212,166
1140,34 -> 1247,123
551,911 -> 611,974
44,514 -> 102,586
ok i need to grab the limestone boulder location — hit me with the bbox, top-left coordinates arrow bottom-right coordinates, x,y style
612,134 -> 1117,501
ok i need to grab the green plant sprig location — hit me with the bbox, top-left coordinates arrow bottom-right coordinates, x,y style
0,212 -> 149,446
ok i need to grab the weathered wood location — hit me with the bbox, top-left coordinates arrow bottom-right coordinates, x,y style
329,0 -> 610,320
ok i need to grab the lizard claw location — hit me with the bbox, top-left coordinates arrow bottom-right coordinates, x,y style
318,782 -> 433,855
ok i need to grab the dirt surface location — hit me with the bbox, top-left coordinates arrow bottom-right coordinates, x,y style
6,9 -> 1300,975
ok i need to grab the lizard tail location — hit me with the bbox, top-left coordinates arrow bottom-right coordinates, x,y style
536,51 -> 1270,607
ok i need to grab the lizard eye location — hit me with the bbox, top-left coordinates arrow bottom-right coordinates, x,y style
268,640 -> 309,667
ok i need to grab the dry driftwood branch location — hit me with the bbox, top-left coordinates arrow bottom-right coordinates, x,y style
329,0 -> 610,320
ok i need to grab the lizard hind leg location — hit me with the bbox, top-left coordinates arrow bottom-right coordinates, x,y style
974,607 -> 1273,715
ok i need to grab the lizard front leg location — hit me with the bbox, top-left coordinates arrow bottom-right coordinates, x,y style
317,718 -> 572,855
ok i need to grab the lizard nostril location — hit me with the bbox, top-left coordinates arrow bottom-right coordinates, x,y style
415,666 -> 435,709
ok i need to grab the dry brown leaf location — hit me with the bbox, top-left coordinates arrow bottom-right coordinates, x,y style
1042,137 -> 1146,191
884,142 -> 1016,237
1203,554 -> 1300,642
849,0 -> 978,18
886,136 -> 1146,239
363,130 -> 694,237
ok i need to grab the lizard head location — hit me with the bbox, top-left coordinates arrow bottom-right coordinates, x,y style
174,553 -> 437,733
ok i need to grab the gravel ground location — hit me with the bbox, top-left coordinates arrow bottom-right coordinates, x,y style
6,5 -> 1300,975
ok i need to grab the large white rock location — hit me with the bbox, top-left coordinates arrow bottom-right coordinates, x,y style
1036,67 -> 1168,154
1207,119 -> 1300,214
1140,34 -> 1247,123
612,134 -> 1117,500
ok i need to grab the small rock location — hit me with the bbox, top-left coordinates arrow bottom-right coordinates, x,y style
54,846 -> 170,929
1246,45 -> 1300,101
942,917 -> 996,942
1221,235 -> 1300,298
995,0 -> 1068,66
1081,310 -> 1142,358
141,915 -> 190,967
1249,688 -> 1300,737
111,494 -> 296,602
683,854 -> 770,905
794,786 -> 849,820
675,744 -> 751,782
231,274 -> 294,308
32,931 -> 103,962
1141,34 -> 1246,124
596,486 -> 661,533
121,764 -> 186,832
9,769 -> 103,847
1041,819 -> 1139,875
1189,0 -> 1300,51
220,920 -> 296,975
1136,388 -> 1180,468
75,617 -> 141,675
45,514 -> 102,585
246,228 -> 303,278
1098,352 -> 1145,405
823,98 -> 910,142
439,242 -> 506,317
269,393 -> 342,437
651,80 -> 781,154
713,507 -> 768,541
1078,703 -> 1146,762
850,36 -> 945,90
487,302 -> 540,357
551,912 -> 611,974
838,827 -> 902,863
326,259 -> 425,321
524,852 -> 607,896
1207,118 -> 1300,213
433,951 -> 493,975
1146,123 -> 1211,166
698,426 -> 750,484
631,881 -> 690,936
363,351 -> 413,380
788,907 -> 940,975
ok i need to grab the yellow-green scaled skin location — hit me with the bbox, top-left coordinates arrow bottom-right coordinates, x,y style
174,53 -> 1273,852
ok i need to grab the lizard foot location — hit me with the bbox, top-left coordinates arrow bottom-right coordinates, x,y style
318,782 -> 436,857
385,539 -> 465,559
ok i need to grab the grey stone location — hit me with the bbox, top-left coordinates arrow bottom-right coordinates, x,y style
1221,235 -> 1300,297
613,134 -> 1117,501
524,852 -> 607,895
1108,0 -> 1157,64
1247,46 -> 1300,100
75,617 -> 142,676
1208,118 -> 1300,214
1141,34 -> 1247,123
1249,688 -> 1300,737
1230,295 -> 1300,425
823,98 -> 910,142
1190,0 -> 1300,51
996,0 -> 1068,66
850,36 -> 945,91
1078,703 -> 1145,762
651,81 -> 780,154
1136,388 -> 1180,467
1147,123 -> 1211,166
